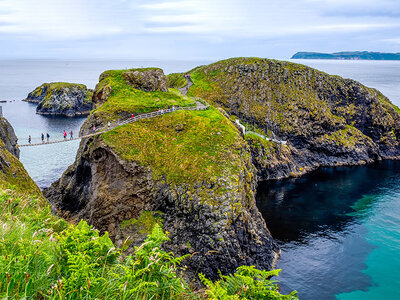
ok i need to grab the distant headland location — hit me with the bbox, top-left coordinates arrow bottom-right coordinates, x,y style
291,51 -> 400,60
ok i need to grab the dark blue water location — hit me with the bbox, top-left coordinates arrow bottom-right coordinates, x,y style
257,161 -> 400,299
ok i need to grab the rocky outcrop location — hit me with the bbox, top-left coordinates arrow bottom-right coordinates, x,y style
122,68 -> 168,92
183,57 -> 400,180
0,117 -> 19,158
44,68 -> 279,281
0,117 -> 42,195
25,83 -> 93,117
93,68 -> 167,105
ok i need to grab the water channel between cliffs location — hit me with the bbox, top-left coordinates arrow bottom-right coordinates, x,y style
256,160 -> 400,300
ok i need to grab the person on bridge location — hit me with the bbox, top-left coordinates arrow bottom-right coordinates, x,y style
107,121 -> 111,129
92,125 -> 96,133
63,130 -> 67,140
70,130 -> 73,139
28,135 -> 31,144
46,133 -> 50,143
41,133 -> 44,143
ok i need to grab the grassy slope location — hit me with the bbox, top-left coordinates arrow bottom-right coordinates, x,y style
93,69 -> 195,122
0,142 -> 42,197
102,107 -> 243,185
166,73 -> 187,88
93,68 -> 246,190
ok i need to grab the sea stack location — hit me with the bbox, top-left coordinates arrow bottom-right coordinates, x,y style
24,82 -> 94,117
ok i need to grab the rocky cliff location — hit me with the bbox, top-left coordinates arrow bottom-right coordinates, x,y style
0,117 -> 19,158
174,57 -> 400,180
0,117 -> 42,196
44,68 -> 279,281
24,83 -> 93,117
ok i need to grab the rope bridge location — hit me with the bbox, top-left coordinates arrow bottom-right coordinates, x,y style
18,100 -> 208,148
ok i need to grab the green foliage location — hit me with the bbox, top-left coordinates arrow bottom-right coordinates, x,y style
166,73 -> 187,88
200,266 -> 298,300
0,189 -> 194,299
121,210 -> 164,235
113,224 -> 191,299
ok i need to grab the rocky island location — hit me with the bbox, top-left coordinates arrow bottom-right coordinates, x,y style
292,51 -> 400,60
24,82 -> 94,117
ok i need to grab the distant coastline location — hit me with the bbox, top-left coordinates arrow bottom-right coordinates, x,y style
291,51 -> 400,60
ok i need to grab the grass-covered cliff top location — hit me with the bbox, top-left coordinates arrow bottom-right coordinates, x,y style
90,67 -> 250,194
92,68 -> 196,122
102,107 -> 245,185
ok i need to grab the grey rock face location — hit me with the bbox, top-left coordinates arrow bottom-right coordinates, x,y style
24,83 -> 93,117
0,117 -> 20,158
122,69 -> 168,92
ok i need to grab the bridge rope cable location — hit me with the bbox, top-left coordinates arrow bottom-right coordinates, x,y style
19,100 -> 208,148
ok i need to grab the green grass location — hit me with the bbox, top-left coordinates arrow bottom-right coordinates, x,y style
166,73 -> 187,89
102,107 -> 243,185
0,189 -> 194,299
317,125 -> 370,148
93,69 -> 196,121
0,146 -> 42,197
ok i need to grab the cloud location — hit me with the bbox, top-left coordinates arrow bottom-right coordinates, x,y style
0,0 -> 122,39
0,0 -> 399,59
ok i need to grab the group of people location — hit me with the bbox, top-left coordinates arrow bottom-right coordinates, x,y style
27,107 -> 181,145
158,105 -> 179,115
27,130 -> 74,144
184,73 -> 191,80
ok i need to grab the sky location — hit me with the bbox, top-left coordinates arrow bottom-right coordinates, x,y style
0,0 -> 399,60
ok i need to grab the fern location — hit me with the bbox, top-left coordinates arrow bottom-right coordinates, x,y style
200,265 -> 298,300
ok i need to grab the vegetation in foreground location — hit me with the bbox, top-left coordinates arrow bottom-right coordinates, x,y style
0,188 -> 298,299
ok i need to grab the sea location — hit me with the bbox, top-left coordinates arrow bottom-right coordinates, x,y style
1,58 -> 400,299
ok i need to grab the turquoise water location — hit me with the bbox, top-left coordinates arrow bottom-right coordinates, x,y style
339,183 -> 400,299
257,161 -> 400,299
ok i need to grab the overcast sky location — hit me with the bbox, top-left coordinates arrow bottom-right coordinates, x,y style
0,0 -> 399,60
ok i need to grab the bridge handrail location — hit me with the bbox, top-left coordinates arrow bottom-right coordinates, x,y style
18,102 -> 209,147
